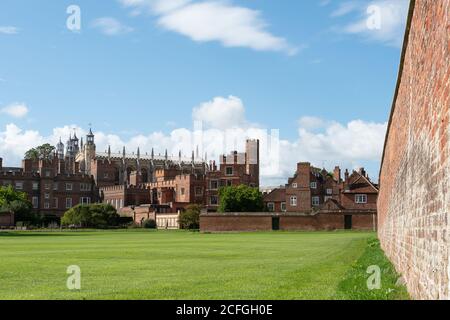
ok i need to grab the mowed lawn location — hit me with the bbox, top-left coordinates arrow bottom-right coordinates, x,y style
0,230 -> 374,300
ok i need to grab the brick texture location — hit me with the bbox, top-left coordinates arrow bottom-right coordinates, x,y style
378,0 -> 450,300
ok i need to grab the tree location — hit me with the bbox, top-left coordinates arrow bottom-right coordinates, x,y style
25,143 -> 56,160
179,204 -> 202,230
0,186 -> 35,224
218,185 -> 264,213
61,203 -> 120,229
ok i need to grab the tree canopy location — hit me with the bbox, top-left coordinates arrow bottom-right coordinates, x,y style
218,185 -> 264,213
61,203 -> 120,229
0,186 -> 34,223
25,143 -> 56,161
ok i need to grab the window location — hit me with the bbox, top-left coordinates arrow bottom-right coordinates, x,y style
226,180 -> 233,187
226,167 -> 233,176
66,183 -> 73,191
45,183 -> 51,190
290,196 -> 297,207
180,188 -> 185,196
195,187 -> 203,196
66,198 -> 73,209
210,180 -> 219,190
53,198 -> 59,209
45,170 -> 51,177
32,197 -> 39,209
312,196 -> 320,206
3,181 -> 12,186
44,202 -> 50,209
326,188 -> 333,195
15,182 -> 24,190
44,193 -> 50,199
81,197 -> 91,205
267,202 -> 275,212
310,182 -> 317,189
210,196 -> 218,205
292,183 -> 298,189
104,173 -> 109,179
324,196 -> 332,202
53,183 -> 58,191
281,202 -> 287,212
355,194 -> 368,204
32,182 -> 39,190
80,183 -> 92,191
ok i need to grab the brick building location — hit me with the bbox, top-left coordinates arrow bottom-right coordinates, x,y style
378,0 -> 449,300
100,139 -> 260,215
263,162 -> 378,217
0,156 -> 98,222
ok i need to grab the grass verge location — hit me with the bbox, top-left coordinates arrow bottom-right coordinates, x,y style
335,237 -> 410,300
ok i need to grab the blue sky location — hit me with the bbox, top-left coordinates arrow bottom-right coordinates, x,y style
0,0 -> 410,185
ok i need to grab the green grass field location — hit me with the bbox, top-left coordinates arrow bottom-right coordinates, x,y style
0,230 -> 408,300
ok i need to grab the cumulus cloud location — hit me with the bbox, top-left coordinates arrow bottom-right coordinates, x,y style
0,96 -> 386,185
92,17 -> 134,36
1,103 -> 29,118
332,0 -> 410,47
118,0 -> 298,55
192,95 -> 247,130
0,26 -> 19,34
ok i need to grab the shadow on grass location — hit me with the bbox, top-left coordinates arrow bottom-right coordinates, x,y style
0,232 -> 96,238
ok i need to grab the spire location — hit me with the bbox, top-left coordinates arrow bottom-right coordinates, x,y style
179,150 -> 182,161
123,146 -> 126,158
108,145 -> 111,158
151,148 -> 154,159
165,149 -> 168,161
137,147 -> 140,159
196,145 -> 199,159
192,150 -> 195,163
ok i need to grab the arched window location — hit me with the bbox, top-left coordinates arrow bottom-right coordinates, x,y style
141,168 -> 148,183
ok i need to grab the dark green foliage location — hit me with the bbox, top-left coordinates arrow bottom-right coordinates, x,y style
143,219 -> 157,229
179,204 -> 201,230
25,143 -> 55,160
335,237 -> 410,300
61,203 -> 120,229
0,186 -> 37,224
218,185 -> 264,213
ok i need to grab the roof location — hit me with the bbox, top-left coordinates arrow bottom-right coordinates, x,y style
263,188 -> 286,202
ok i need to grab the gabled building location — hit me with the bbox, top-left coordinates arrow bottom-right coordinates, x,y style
263,162 -> 378,215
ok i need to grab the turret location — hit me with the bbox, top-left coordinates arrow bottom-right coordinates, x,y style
57,138 -> 65,160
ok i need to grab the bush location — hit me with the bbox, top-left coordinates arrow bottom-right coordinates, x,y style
179,204 -> 201,230
143,219 -> 157,229
61,203 -> 119,229
218,185 -> 264,213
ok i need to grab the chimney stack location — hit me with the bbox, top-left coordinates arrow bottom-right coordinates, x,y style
344,169 -> 349,182
0,157 -> 2,171
333,166 -> 341,182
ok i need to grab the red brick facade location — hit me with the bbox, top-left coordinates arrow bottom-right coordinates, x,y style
378,0 -> 450,300
263,163 -> 378,215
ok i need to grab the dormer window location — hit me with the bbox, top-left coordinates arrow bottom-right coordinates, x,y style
292,183 -> 298,188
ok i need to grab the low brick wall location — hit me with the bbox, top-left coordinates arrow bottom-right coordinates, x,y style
200,212 -> 376,232
201,214 -> 273,232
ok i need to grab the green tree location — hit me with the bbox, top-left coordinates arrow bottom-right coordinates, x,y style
61,203 -> 120,229
179,204 -> 202,230
218,185 -> 264,213
0,186 -> 35,224
25,143 -> 56,160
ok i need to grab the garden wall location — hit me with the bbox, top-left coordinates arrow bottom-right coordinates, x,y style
378,0 -> 450,300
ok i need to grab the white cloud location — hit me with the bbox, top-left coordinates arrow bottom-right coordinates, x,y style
0,26 -> 19,34
192,95 -> 247,130
92,17 -> 134,36
332,0 -> 410,47
330,1 -> 359,17
1,103 -> 29,118
118,0 -> 298,55
0,97 -> 386,185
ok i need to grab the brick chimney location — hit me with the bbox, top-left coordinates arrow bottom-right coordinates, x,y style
358,167 -> 367,177
344,169 -> 349,182
0,157 -> 2,171
333,166 -> 341,182
296,162 -> 311,188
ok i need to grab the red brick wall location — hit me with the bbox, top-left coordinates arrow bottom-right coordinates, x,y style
200,213 -> 376,232
200,215 -> 273,232
378,0 -> 450,300
0,213 -> 14,227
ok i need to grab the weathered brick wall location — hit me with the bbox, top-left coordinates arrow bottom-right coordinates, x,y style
378,0 -> 450,300
200,213 -> 376,232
